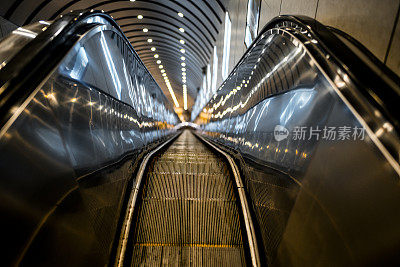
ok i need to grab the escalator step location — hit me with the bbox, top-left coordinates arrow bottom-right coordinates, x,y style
130,130 -> 246,266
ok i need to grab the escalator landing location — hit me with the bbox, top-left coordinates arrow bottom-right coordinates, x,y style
130,130 -> 246,266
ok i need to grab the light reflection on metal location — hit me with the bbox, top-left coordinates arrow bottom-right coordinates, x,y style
100,31 -> 121,99
194,23 -> 400,182
13,28 -> 38,38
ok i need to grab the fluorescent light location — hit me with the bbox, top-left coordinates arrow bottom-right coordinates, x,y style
183,85 -> 187,110
166,83 -> 179,108
212,46 -> 218,92
222,12 -> 232,80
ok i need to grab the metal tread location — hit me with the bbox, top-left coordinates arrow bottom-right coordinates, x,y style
130,130 -> 246,266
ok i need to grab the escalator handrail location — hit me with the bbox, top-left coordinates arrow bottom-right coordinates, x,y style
212,15 -> 400,133
326,25 -> 400,84
0,10 -> 177,128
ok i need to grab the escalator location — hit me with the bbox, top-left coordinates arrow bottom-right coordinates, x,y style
127,130 -> 246,265
0,9 -> 400,267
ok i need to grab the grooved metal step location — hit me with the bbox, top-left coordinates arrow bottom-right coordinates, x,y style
131,130 -> 246,266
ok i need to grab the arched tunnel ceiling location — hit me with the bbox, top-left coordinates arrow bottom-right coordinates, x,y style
0,0 -> 226,111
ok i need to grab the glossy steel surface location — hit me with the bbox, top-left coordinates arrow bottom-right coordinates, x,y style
0,21 -> 50,70
195,20 -> 400,265
0,14 -> 179,266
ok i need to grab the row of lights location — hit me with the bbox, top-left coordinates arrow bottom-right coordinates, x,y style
178,13 -> 187,110
181,45 -> 187,110
176,12 -> 187,111
158,59 -> 179,107
134,8 -> 188,110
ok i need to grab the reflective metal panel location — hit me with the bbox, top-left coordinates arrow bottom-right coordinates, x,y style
195,23 -> 400,265
0,21 -> 51,70
0,16 -> 178,266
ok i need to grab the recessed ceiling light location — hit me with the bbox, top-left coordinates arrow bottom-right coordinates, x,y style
182,72 -> 186,76
143,28 -> 148,32
181,62 -> 186,66
179,28 -> 185,33
181,68 -> 186,71
181,56 -> 185,61
180,39 -> 185,44
156,60 -> 161,64
154,54 -> 159,58
147,38 -> 153,42
137,15 -> 143,19
161,69 -> 165,73
159,65 -> 163,68
162,73 -> 166,77
130,0 -> 135,2
178,12 -> 184,17
180,49 -> 185,53
151,47 -> 156,51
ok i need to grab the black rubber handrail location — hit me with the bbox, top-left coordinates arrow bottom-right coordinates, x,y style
0,10 -> 178,128
326,25 -> 400,90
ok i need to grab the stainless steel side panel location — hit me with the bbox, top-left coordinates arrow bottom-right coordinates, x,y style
0,20 -> 178,266
196,27 -> 400,265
